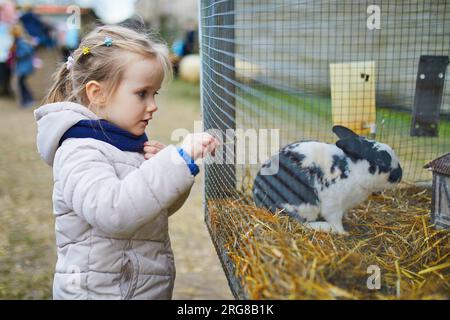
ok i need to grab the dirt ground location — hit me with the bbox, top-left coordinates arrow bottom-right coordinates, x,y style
0,75 -> 233,299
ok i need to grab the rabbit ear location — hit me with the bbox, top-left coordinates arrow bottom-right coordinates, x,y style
332,125 -> 359,140
337,138 -> 394,173
335,137 -> 366,160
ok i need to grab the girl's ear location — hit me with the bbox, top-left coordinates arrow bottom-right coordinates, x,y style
85,80 -> 107,107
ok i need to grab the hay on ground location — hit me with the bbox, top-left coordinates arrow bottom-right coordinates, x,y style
207,185 -> 450,299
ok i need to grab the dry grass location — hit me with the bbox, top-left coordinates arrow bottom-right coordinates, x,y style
208,185 -> 450,299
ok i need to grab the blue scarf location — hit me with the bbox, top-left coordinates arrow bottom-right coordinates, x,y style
59,120 -> 148,152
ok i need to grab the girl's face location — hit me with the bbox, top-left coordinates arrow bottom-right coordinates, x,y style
103,52 -> 165,136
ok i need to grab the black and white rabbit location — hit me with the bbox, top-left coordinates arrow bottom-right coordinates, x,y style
252,125 -> 403,234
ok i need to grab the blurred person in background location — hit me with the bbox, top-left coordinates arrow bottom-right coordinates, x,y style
62,25 -> 79,60
170,19 -> 198,77
0,22 -> 13,96
19,4 -> 55,48
56,20 -> 80,62
0,0 -> 17,97
10,23 -> 35,108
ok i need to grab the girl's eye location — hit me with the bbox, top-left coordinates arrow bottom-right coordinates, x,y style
137,91 -> 147,98
137,91 -> 158,99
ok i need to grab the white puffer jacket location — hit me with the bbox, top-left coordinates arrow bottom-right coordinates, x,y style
34,102 -> 195,300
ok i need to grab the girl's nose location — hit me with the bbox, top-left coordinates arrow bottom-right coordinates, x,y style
147,103 -> 157,113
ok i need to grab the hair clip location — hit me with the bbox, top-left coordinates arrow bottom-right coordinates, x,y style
66,56 -> 74,70
104,37 -> 113,47
82,46 -> 91,55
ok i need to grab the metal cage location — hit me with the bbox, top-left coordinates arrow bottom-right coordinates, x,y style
199,0 -> 450,298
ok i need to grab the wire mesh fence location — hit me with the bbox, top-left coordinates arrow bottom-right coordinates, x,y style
200,0 -> 450,299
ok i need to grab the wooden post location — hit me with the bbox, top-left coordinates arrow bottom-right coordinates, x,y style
330,61 -> 377,137
410,55 -> 449,137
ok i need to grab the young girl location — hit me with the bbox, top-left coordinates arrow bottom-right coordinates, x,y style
34,25 -> 218,300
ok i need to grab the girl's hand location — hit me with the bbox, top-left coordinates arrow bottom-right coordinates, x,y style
144,141 -> 167,160
180,133 -> 219,161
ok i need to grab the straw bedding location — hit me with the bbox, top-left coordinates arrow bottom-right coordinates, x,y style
208,185 -> 449,299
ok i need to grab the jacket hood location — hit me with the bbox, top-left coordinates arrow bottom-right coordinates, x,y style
34,102 -> 100,167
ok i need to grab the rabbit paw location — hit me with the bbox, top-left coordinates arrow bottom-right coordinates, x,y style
305,221 -> 348,235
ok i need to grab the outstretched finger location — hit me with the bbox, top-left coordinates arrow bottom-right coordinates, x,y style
147,141 -> 166,149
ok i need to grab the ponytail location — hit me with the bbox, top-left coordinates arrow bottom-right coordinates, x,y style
43,25 -> 172,107
43,62 -> 73,104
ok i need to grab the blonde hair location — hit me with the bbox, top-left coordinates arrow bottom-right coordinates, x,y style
44,25 -> 172,107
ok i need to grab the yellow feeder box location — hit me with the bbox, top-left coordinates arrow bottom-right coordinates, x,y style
330,61 -> 376,137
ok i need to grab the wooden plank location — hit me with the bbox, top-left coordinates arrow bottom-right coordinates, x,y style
330,61 -> 376,136
433,174 -> 450,230
410,55 -> 449,137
